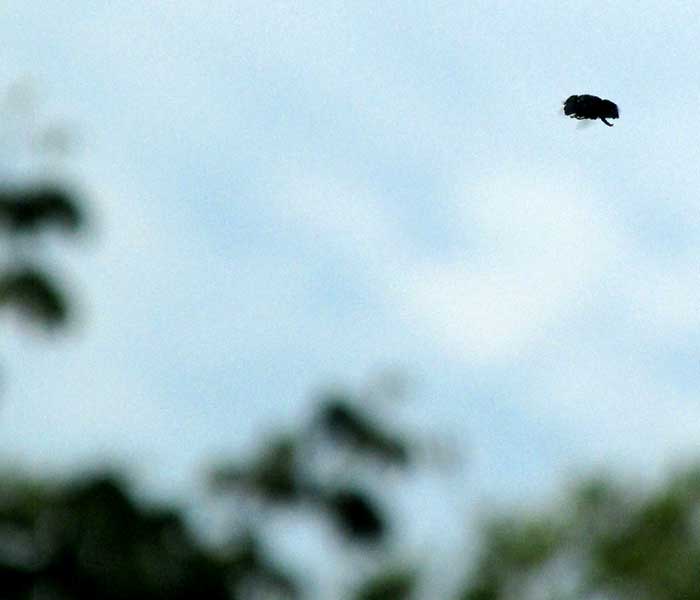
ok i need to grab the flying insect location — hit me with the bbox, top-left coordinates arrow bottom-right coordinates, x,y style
563,94 -> 619,127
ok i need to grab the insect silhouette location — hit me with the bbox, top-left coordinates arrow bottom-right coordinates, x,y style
563,94 -> 619,127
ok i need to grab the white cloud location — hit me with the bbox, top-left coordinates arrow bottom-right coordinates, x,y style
625,257 -> 700,336
392,167 -> 626,363
528,342 -> 700,476
270,166 -> 410,264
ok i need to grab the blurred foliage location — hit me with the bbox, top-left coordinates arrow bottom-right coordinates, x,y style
353,565 -> 417,600
0,180 -> 84,330
459,466 -> 700,600
0,471 -> 295,600
210,392 -> 413,547
0,184 -> 82,234
317,395 -> 410,467
0,83 -> 85,331
212,436 -> 304,504
0,267 -> 70,328
210,390 -> 421,597
0,390 -> 418,599
324,487 -> 386,541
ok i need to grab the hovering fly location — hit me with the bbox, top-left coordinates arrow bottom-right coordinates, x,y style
563,94 -> 619,127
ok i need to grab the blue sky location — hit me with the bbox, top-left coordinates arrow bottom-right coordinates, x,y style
2,1 -> 700,586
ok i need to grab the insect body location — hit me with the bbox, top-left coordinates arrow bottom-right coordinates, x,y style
563,94 -> 619,127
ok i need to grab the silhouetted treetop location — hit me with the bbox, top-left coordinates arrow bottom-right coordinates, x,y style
459,466 -> 700,600
0,470 -> 296,600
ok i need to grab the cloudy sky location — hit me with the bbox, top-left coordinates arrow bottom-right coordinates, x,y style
1,0 -> 700,576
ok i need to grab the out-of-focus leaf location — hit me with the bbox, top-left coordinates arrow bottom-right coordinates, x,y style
484,517 -> 563,571
226,532 -> 299,599
0,184 -> 83,233
33,125 -> 76,156
0,268 -> 69,327
317,397 -> 410,466
324,488 -> 385,542
210,436 -> 304,503
354,565 -> 417,600
591,490 -> 700,596
459,577 -> 501,600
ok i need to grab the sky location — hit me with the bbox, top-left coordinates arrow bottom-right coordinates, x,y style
2,0 -> 700,592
